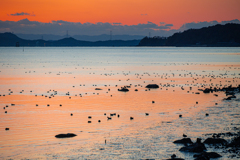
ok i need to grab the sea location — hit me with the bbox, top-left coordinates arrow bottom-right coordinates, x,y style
0,47 -> 240,159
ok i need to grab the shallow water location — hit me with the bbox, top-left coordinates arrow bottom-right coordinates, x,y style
0,47 -> 240,159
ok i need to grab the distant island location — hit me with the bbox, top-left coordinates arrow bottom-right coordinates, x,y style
1,23 -> 240,47
0,33 -> 140,47
138,23 -> 240,47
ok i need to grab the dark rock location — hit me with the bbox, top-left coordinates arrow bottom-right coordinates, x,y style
118,87 -> 129,92
179,138 -> 206,153
225,97 -> 232,100
173,138 -> 193,144
166,154 -> 185,160
203,138 -> 228,145
145,84 -> 159,89
228,135 -> 240,147
203,88 -> 212,93
194,152 -> 222,159
55,133 -> 77,138
229,95 -> 236,99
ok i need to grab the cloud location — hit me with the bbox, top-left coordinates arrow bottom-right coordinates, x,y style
0,19 -> 174,36
165,24 -> 173,27
112,23 -> 122,25
9,12 -> 35,16
0,19 -> 239,37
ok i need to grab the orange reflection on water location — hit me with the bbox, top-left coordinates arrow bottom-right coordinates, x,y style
0,63 -> 239,159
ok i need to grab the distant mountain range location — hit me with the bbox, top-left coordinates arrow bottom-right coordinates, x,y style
0,33 -> 141,47
1,23 -> 240,47
138,23 -> 240,47
15,33 -> 145,41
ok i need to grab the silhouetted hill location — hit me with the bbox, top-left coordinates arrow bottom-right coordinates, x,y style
16,33 -> 144,41
138,23 -> 240,47
138,36 -> 167,46
0,33 -> 140,47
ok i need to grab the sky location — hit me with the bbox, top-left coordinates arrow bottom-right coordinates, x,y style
0,0 -> 240,36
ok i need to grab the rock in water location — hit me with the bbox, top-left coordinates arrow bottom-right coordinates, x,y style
227,136 -> 240,147
194,152 -> 222,159
55,133 -> 77,138
145,84 -> 159,89
203,138 -> 228,145
173,138 -> 193,144
179,138 -> 206,153
166,154 -> 185,160
118,87 -> 129,92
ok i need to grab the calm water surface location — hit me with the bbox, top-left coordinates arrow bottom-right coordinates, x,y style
0,47 -> 240,159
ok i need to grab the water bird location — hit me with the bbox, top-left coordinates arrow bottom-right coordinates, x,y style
98,120 -> 101,123
5,128 -> 9,131
145,113 -> 149,116
179,114 -> 182,118
130,117 -> 134,120
88,116 -> 92,119
88,121 -> 91,123
71,113 -> 73,116
183,134 -> 187,137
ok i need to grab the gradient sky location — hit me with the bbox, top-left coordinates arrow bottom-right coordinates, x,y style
1,0 -> 240,36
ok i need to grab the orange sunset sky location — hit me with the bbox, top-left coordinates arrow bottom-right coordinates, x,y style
0,0 -> 240,36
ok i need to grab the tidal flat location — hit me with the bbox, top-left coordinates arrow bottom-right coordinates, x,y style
0,47 -> 240,159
